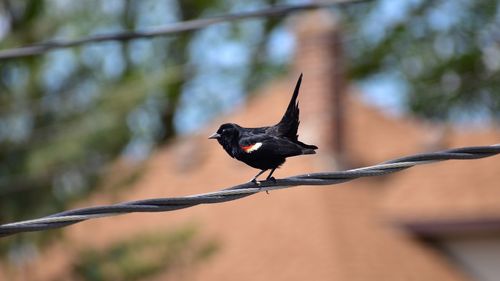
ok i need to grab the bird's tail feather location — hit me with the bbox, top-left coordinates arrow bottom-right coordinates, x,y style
296,140 -> 318,150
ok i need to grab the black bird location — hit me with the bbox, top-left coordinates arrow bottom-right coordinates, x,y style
209,74 -> 318,183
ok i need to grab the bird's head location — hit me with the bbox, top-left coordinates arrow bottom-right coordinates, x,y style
208,123 -> 241,153
209,123 -> 240,141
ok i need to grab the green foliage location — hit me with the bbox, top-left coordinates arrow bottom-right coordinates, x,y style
0,0 -> 289,261
65,224 -> 219,281
344,0 -> 500,121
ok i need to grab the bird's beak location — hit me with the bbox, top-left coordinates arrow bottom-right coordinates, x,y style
208,132 -> 221,139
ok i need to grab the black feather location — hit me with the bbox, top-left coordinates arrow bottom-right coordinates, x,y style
210,74 -> 318,182
273,73 -> 302,140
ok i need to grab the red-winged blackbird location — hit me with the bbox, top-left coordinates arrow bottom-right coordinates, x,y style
209,74 -> 318,183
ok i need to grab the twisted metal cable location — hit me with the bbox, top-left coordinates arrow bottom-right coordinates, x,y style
0,144 -> 499,237
0,0 -> 368,60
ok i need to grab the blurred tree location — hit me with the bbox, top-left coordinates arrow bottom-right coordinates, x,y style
344,0 -> 500,122
0,0 -> 290,259
67,224 -> 219,281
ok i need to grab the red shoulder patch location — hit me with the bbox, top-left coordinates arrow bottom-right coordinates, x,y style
241,145 -> 253,152
240,142 -> 263,153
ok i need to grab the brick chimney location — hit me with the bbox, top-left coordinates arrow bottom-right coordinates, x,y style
292,10 -> 347,168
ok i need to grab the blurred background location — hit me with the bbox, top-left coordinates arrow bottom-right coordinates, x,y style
0,0 -> 499,280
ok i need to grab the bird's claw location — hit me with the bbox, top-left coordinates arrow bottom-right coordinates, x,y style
267,176 -> 276,183
251,178 -> 261,186
263,177 -> 276,194
250,178 -> 270,194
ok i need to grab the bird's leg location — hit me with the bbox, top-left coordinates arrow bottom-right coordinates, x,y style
260,168 -> 277,194
266,168 -> 277,182
250,169 -> 267,185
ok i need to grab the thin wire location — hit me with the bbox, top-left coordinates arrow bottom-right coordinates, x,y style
0,144 -> 498,237
0,0 -> 369,60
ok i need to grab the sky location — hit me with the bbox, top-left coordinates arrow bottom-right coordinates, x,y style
1,0 -> 494,161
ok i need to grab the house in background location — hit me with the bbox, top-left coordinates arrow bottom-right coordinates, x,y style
1,11 -> 500,281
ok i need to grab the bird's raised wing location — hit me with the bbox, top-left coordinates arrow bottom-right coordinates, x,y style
269,74 -> 302,140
